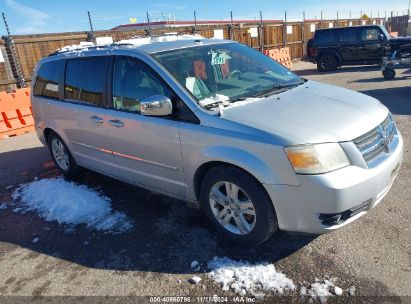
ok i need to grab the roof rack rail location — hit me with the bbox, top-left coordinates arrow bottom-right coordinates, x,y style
48,33 -> 205,56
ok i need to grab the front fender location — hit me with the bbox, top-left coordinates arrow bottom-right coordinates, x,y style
198,146 -> 282,184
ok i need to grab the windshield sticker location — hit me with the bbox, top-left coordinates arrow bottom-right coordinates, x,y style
211,51 -> 227,65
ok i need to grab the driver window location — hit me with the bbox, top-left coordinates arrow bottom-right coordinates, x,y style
112,57 -> 171,113
361,28 -> 380,41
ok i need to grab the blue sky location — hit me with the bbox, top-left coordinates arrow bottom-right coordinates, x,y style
1,0 -> 409,35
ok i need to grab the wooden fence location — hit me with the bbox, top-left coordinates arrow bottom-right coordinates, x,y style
0,17 -> 386,92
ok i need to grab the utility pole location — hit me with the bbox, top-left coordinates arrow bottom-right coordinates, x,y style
1,12 -> 25,88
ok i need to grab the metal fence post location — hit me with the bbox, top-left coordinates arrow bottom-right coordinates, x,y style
193,11 -> 197,34
146,12 -> 151,36
1,12 -> 25,88
283,11 -> 287,48
87,11 -> 96,43
319,11 -> 323,29
229,11 -> 233,40
336,11 -> 339,27
259,11 -> 264,52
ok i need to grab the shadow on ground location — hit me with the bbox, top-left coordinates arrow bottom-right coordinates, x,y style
0,147 -> 51,188
293,64 -> 381,77
350,69 -> 411,83
0,148 -> 316,274
360,86 -> 411,115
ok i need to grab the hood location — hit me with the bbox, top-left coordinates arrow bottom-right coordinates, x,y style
221,81 -> 388,144
389,36 -> 411,47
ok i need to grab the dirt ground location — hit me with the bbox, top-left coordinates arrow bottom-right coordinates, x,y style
0,62 -> 410,303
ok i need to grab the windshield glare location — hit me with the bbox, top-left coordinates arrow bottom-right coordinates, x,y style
153,42 -> 302,110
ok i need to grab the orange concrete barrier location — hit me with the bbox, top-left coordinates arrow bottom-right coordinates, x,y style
0,88 -> 34,139
264,47 -> 293,70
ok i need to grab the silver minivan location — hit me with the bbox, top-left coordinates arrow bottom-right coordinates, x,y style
31,36 -> 403,245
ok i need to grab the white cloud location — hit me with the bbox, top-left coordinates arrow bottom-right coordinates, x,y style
4,0 -> 49,33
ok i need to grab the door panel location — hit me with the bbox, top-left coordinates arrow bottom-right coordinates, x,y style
105,110 -> 185,196
358,28 -> 385,61
106,56 -> 186,197
70,106 -> 118,175
337,28 -> 360,62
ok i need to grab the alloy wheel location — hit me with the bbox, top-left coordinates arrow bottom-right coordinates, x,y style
209,181 -> 257,235
51,138 -> 70,171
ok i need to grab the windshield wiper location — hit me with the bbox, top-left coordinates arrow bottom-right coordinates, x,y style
253,81 -> 304,98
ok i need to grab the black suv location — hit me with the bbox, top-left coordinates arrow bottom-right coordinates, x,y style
308,25 -> 411,71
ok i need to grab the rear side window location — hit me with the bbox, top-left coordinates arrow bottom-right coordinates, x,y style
64,57 -> 109,106
315,30 -> 336,44
33,60 -> 64,99
339,28 -> 358,43
361,28 -> 381,41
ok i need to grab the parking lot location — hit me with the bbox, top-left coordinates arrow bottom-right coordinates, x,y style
0,61 -> 410,301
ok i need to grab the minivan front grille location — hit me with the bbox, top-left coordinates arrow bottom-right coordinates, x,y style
354,114 -> 398,168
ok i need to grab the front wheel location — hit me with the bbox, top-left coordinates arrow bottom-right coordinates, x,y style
382,68 -> 396,80
317,54 -> 338,72
199,166 -> 278,246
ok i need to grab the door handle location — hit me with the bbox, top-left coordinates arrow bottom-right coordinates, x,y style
90,116 -> 104,124
108,119 -> 124,128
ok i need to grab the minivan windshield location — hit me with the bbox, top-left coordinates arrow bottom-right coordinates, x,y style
153,42 -> 303,110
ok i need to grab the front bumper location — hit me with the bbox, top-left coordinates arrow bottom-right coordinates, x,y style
263,131 -> 403,234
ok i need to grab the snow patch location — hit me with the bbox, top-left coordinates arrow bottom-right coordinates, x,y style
189,276 -> 202,284
301,278 -> 344,303
32,237 -> 39,243
348,286 -> 356,296
12,178 -> 133,234
0,203 -> 7,210
207,256 -> 295,298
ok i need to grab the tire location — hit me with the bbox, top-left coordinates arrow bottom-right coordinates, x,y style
317,54 -> 339,72
382,68 -> 396,80
47,131 -> 77,177
199,166 -> 278,246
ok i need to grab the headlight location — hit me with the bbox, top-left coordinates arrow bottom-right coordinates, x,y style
285,143 -> 350,174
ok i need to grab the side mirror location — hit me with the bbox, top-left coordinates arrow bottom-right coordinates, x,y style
140,95 -> 173,116
379,34 -> 385,42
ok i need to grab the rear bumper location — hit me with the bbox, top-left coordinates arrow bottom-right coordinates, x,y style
263,131 -> 403,234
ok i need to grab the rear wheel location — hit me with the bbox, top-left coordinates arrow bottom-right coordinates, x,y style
382,68 -> 396,80
317,54 -> 338,72
199,166 -> 278,246
47,132 -> 77,177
